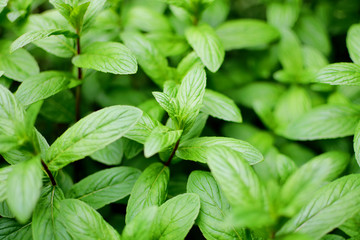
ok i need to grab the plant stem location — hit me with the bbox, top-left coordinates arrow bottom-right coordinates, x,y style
75,83 -> 82,121
74,31 -> 85,181
193,16 -> 198,26
193,6 -> 199,26
270,230 -> 275,239
41,160 -> 56,186
164,140 -> 180,166
75,32 -> 82,122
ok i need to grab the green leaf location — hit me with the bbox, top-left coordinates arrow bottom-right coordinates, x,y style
267,1 -> 301,28
122,206 -> 158,240
162,85 -> 179,101
121,31 -> 169,86
7,156 -> 43,223
0,218 -> 32,240
177,51 -> 203,79
124,112 -> 162,144
123,138 -> 143,159
2,149 -> 31,165
175,65 -> 206,131
354,121 -> 360,168
68,2 -> 90,31
126,162 -> 170,224
202,89 -> 242,123
0,0 -> 9,13
0,135 -> 20,153
231,206 -> 274,229
49,0 -> 73,22
137,99 -> 165,121
152,91 -> 175,117
229,82 -> 285,109
55,169 -> 73,195
90,139 -> 124,165
0,40 -> 39,82
278,174 -> 360,239
36,129 -> 49,160
322,235 -> 346,240
274,85 -> 311,132
48,0 -> 94,32
58,199 -> 121,240
68,167 -> 141,209
278,28 -> 303,75
181,112 -> 208,141
347,24 -> 360,65
0,166 -> 13,201
187,171 -> 244,240
46,106 -> 142,171
127,0 -> 165,12
163,0 -> 213,14
277,233 -> 314,240
302,46 -> 329,72
254,147 -> 297,184
154,193 -> 200,240
0,77 -> 12,89
201,0 -> 229,28
280,151 -> 349,216
284,104 -> 360,140
161,0 -> 191,11
340,212 -> 360,237
25,101 -> 43,131
144,126 -> 182,158
125,6 -> 171,32
252,99 -> 277,130
206,147 -> 266,209
222,124 -> 274,153
296,14 -> 331,56
147,32 -> 189,57
10,29 -> 77,53
32,185 -> 72,240
185,24 -> 224,72
72,41 -> 137,74
25,11 -> 76,58
82,0 -> 106,31
7,10 -> 27,23
15,71 -> 78,106
2,129 -> 48,165
316,63 -> 360,86
0,200 -> 14,218
176,137 -> 263,164
40,90 -> 75,123
216,19 -> 279,50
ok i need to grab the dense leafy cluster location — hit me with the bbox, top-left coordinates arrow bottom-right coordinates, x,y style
1,0 -> 360,239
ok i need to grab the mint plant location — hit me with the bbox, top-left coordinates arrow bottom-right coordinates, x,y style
2,0 -> 360,239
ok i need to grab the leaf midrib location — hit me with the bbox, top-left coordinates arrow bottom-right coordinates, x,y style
47,110 -> 137,166
293,184 -> 360,233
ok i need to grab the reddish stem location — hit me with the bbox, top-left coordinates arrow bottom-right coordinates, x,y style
41,160 -> 56,186
164,140 -> 180,166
